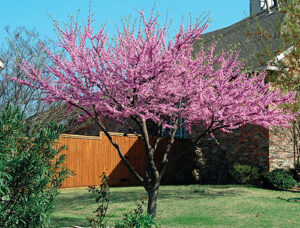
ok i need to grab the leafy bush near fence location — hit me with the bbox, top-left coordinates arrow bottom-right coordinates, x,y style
229,163 -> 259,184
263,169 -> 297,190
0,105 -> 70,227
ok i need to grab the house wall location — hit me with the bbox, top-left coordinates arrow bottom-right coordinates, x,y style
269,126 -> 295,170
191,123 -> 296,179
191,124 -> 270,181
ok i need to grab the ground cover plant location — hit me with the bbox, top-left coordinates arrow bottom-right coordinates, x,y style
51,185 -> 300,227
13,7 -> 297,217
0,105 -> 70,227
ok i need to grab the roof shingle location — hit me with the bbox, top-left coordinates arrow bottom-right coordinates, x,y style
194,7 -> 286,71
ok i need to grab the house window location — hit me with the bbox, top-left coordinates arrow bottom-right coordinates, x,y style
175,118 -> 189,139
162,118 -> 189,139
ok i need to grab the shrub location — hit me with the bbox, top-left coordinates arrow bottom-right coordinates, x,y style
115,197 -> 159,228
263,169 -> 297,190
87,173 -> 111,228
193,186 -> 205,194
229,163 -> 259,184
0,105 -> 70,227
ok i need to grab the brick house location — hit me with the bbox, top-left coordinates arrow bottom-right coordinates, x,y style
190,0 -> 297,178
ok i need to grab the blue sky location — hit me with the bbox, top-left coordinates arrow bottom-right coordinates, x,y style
0,0 -> 249,46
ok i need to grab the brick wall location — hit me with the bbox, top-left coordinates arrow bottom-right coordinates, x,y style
191,123 -> 296,180
191,124 -> 270,179
269,126 -> 295,170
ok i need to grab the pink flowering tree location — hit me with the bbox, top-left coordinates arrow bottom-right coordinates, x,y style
13,11 -> 295,217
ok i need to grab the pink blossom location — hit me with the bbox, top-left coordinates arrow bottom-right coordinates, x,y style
11,12 -> 296,135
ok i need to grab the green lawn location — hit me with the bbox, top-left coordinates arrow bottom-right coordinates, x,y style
51,185 -> 300,227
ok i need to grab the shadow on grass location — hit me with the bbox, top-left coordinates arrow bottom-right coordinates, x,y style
115,185 -> 244,202
54,193 -> 95,211
277,196 -> 300,203
182,189 -> 243,200
50,215 -> 89,228
203,185 -> 234,189
56,188 -> 146,208
51,211 -> 119,227
56,185 -> 244,209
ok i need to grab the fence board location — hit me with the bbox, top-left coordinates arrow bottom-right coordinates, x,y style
57,133 -> 189,188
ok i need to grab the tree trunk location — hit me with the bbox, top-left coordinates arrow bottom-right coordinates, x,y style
146,183 -> 160,217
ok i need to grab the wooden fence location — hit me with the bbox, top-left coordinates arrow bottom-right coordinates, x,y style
57,132 -> 190,188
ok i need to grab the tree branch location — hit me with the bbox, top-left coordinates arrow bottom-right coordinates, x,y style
159,117 -> 179,179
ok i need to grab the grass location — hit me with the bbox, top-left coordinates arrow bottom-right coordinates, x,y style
51,185 -> 300,227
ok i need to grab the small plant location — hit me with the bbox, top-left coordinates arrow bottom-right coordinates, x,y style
115,197 -> 159,228
193,186 -> 205,193
229,163 -> 259,184
87,173 -> 111,228
263,169 -> 297,190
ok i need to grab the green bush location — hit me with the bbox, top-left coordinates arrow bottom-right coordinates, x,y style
115,198 -> 159,228
229,163 -> 259,184
263,169 -> 297,190
0,105 -> 70,227
115,213 -> 158,228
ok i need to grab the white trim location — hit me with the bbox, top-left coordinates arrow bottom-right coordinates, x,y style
0,59 -> 4,69
267,46 -> 295,71
266,65 -> 279,70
